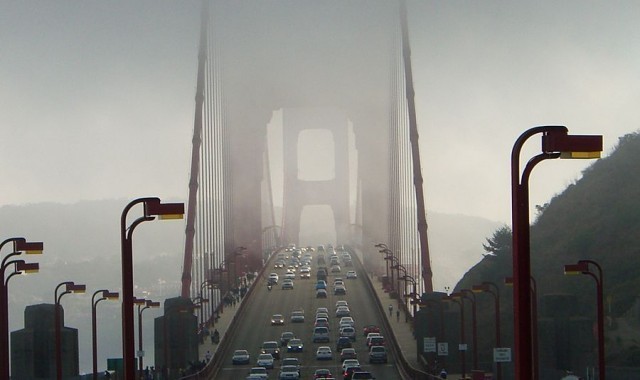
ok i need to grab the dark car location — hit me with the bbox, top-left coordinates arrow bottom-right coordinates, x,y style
336,336 -> 352,351
280,331 -> 295,346
343,366 -> 363,380
261,341 -> 281,359
351,371 -> 375,379
368,345 -> 387,363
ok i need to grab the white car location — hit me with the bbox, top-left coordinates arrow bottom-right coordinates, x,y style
256,353 -> 274,369
232,349 -> 250,365
279,365 -> 300,380
346,270 -> 357,279
248,367 -> 269,379
315,346 -> 333,360
342,359 -> 361,371
335,300 -> 348,308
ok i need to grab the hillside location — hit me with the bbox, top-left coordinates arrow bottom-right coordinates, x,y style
455,131 -> 640,368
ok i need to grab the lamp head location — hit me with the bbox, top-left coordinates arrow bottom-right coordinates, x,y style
16,261 -> 39,273
564,263 -> 589,275
542,129 -> 603,159
103,291 -> 120,300
16,240 -> 44,254
68,284 -> 86,293
145,199 -> 185,220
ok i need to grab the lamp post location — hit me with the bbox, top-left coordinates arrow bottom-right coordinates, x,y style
505,276 -> 539,380
55,281 -> 86,380
375,243 -> 389,279
230,247 -> 247,291
200,280 -> 215,326
473,282 -> 502,380
120,197 -> 184,380
402,274 -> 418,317
138,299 -> 160,374
92,290 -> 119,380
511,126 -> 602,379
564,260 -> 605,380
443,295 -> 466,379
459,290 -> 479,371
0,237 -> 43,380
383,253 -> 401,295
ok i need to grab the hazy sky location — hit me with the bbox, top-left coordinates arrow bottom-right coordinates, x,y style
2,0 -> 639,224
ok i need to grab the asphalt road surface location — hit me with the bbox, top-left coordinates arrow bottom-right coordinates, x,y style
212,251 -> 401,379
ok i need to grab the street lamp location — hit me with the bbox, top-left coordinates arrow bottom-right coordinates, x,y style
443,295 -> 466,379
383,252 -> 400,295
138,299 -> 160,374
564,260 -> 605,380
459,290 -> 479,371
402,274 -> 418,317
200,280 -> 215,326
54,281 -> 86,380
92,290 -> 119,380
120,197 -> 184,380
511,126 -> 602,379
472,282 -> 502,380
230,247 -> 247,291
0,237 -> 43,380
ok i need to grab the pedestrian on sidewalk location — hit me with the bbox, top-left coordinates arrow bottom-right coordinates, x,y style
205,350 -> 212,362
439,368 -> 447,379
388,304 -> 393,316
396,309 -> 400,322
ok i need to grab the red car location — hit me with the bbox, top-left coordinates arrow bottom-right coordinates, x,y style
314,368 -> 333,378
363,324 -> 380,336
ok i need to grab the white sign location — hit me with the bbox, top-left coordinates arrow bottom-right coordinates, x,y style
437,342 -> 448,356
493,347 -> 512,363
459,343 -> 468,351
424,337 -> 437,353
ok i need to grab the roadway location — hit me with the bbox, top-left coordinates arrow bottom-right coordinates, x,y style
210,250 -> 401,379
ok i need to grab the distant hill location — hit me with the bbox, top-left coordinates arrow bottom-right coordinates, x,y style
455,130 -> 640,367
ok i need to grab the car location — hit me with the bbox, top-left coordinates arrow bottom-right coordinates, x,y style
351,371 -> 375,379
316,289 -> 327,298
330,265 -> 341,273
248,367 -> 269,379
336,336 -> 352,351
274,260 -> 285,269
279,365 -> 301,380
342,358 -> 360,371
246,375 -> 265,380
271,314 -> 285,325
281,357 -> 301,373
346,271 -> 357,279
368,345 -> 388,363
334,285 -> 346,295
340,348 -> 358,362
280,331 -> 295,346
315,280 -> 327,290
340,326 -> 357,341
339,316 -> 355,327
232,349 -> 251,365
363,325 -> 380,336
367,336 -> 385,348
313,369 -> 333,379
312,327 -> 330,342
336,306 -> 350,318
287,338 -> 304,352
256,353 -> 275,369
314,317 -> 329,329
342,365 -> 363,380
282,279 -> 294,289
284,272 -> 296,280
315,346 -> 333,360
335,300 -> 348,308
299,269 -> 311,279
316,307 -> 329,315
287,265 -> 297,272
261,341 -> 281,359
315,312 -> 329,320
290,310 -> 305,323
268,273 -> 279,284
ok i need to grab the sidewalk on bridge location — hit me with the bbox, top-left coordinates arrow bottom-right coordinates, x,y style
197,295 -> 241,363
369,273 -> 465,380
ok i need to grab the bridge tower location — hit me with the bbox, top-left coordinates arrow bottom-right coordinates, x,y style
281,107 -> 350,246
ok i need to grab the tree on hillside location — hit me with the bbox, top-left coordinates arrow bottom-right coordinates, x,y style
482,225 -> 512,257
